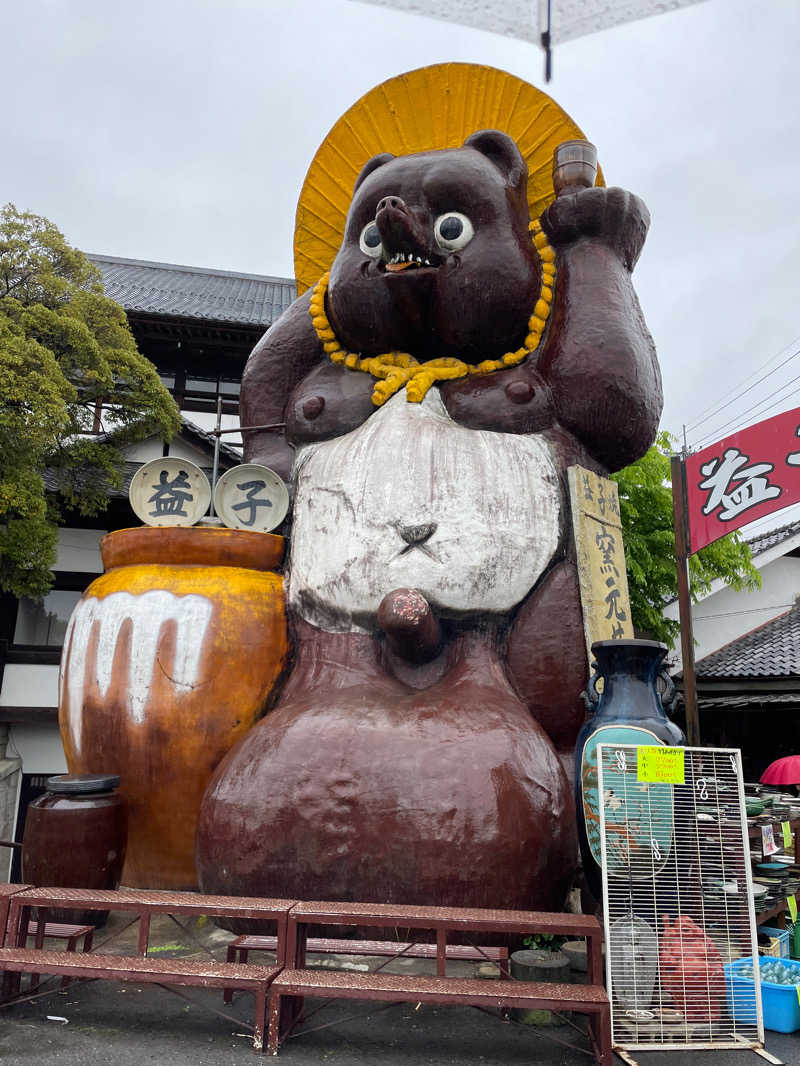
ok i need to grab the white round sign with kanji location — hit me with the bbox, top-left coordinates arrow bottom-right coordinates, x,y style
213,464 -> 289,532
129,458 -> 211,527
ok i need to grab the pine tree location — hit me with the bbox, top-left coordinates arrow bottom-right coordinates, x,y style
0,204 -> 180,597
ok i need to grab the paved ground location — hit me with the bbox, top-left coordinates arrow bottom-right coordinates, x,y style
1,913 -> 797,1065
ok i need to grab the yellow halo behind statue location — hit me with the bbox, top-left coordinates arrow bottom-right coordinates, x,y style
293,62 -> 603,295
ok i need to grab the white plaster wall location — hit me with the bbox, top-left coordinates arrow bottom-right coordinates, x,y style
0,760 -> 21,880
55,528 -> 105,572
7,724 -> 67,775
123,435 -> 209,466
187,412 -> 243,451
124,437 -> 167,462
165,439 -> 211,465
0,665 -> 59,708
666,555 -> 800,670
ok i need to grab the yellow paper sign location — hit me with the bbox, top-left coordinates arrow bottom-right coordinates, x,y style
796,985 -> 800,1007
637,746 -> 685,784
789,895 -> 798,923
782,821 -> 793,849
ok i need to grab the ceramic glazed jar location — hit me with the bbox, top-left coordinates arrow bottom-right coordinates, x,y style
22,773 -> 127,925
575,639 -> 685,900
58,526 -> 287,889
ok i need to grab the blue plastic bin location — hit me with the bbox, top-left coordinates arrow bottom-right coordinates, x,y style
760,925 -> 791,958
724,957 -> 800,1034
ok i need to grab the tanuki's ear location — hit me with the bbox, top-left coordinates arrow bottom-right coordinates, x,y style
463,129 -> 527,190
353,153 -> 396,194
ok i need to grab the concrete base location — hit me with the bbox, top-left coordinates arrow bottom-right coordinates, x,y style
509,949 -> 572,1026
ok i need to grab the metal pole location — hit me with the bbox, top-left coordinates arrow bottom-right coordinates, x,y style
216,421 -> 285,435
209,396 -> 222,518
540,0 -> 553,82
670,454 -> 700,746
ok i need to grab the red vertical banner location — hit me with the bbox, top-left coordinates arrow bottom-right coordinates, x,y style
684,407 -> 800,554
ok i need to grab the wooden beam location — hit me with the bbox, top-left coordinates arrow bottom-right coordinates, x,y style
671,454 -> 700,746
0,707 -> 59,724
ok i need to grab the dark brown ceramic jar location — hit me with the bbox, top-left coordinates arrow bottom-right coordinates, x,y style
22,773 -> 127,926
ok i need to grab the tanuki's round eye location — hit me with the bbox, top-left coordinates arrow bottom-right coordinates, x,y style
434,212 -> 474,252
359,221 -> 383,258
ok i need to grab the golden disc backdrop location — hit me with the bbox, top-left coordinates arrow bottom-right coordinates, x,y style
294,62 -> 603,295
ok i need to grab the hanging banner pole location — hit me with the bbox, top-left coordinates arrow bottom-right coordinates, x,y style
671,453 -> 700,746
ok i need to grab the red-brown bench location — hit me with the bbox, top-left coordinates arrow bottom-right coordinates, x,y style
224,933 -> 509,1002
0,948 -> 279,1051
285,900 -> 603,982
24,921 -> 95,989
278,900 -> 608,1065
1,885 -> 297,1042
0,885 -> 29,947
267,968 -> 611,1063
5,887 -> 297,958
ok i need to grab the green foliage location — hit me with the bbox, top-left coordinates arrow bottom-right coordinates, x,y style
0,204 -> 180,598
612,432 -> 761,647
522,933 -> 568,952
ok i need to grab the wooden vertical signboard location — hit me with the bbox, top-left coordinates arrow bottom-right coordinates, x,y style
568,465 -> 634,664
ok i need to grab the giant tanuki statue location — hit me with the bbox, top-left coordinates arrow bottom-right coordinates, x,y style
195,66 -> 662,913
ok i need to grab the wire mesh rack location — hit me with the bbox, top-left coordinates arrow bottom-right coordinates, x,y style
596,744 -> 764,1052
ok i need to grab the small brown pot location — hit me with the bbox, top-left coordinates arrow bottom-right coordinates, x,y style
23,773 -> 127,925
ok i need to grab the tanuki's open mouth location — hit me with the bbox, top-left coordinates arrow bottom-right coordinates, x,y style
375,199 -> 441,273
385,252 -> 435,272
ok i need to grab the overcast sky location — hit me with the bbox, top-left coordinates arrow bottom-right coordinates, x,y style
4,0 -> 800,523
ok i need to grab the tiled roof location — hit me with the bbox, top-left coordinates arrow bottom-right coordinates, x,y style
44,460 -> 157,500
698,692 -> 800,711
47,459 -> 233,501
746,517 -> 800,558
695,601 -> 800,679
45,417 -> 240,500
87,254 -> 296,327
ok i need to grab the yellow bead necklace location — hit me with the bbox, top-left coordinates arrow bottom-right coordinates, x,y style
309,220 -> 556,406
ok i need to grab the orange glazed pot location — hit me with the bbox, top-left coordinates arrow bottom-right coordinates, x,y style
57,525 -> 287,890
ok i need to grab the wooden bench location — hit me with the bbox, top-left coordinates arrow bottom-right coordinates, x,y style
224,934 -> 509,1002
267,968 -> 611,1063
0,947 -> 280,1052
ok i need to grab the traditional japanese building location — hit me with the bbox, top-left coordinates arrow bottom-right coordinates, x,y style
667,517 -> 800,778
0,255 -> 295,874
691,595 -> 800,780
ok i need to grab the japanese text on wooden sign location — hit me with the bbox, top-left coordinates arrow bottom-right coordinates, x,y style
568,466 -> 633,661
637,746 -> 686,784
685,406 -> 800,553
